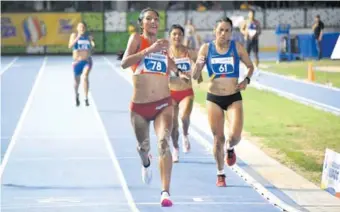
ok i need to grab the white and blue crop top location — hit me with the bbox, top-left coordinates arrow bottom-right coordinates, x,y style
73,33 -> 92,51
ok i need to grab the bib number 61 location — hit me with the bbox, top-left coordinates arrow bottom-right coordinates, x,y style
219,64 -> 227,73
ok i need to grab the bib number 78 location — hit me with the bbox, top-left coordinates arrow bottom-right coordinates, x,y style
150,61 -> 162,71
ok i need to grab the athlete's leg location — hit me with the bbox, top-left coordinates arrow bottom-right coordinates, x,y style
206,100 -> 226,186
154,105 -> 174,206
179,95 -> 194,152
74,74 -> 81,106
130,111 -> 152,183
73,61 -> 82,106
171,100 -> 179,149
253,39 -> 259,68
171,100 -> 180,162
82,58 -> 92,106
179,95 -> 194,136
246,39 -> 252,56
225,100 -> 243,166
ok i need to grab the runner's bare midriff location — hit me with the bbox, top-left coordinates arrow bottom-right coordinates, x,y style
132,74 -> 170,103
208,77 -> 238,96
73,50 -> 90,61
169,77 -> 192,91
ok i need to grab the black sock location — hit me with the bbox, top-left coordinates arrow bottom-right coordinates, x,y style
161,190 -> 170,195
143,157 -> 150,168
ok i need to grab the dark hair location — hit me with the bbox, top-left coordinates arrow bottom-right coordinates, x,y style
137,8 -> 159,32
169,24 -> 185,35
316,15 -> 320,19
215,17 -> 233,29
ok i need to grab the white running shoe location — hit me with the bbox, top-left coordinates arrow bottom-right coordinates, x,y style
160,191 -> 173,207
182,135 -> 191,153
141,156 -> 152,184
172,148 -> 179,163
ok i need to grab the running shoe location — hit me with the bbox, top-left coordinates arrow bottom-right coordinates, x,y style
141,155 -> 152,184
216,174 -> 226,187
226,148 -> 236,166
160,191 -> 173,207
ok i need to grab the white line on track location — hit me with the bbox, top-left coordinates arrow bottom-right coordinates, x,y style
0,56 -> 47,180
0,57 -> 19,76
103,56 -> 302,212
88,92 -> 140,212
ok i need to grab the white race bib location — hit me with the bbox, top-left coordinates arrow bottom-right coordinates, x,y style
144,53 -> 168,74
210,57 -> 235,75
174,57 -> 191,72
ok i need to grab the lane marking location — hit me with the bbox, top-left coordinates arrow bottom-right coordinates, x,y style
190,127 -> 302,212
259,69 -> 340,92
251,81 -> 340,116
0,56 -> 47,180
2,201 -> 271,210
0,57 -> 19,76
89,92 -> 139,212
104,56 -> 302,212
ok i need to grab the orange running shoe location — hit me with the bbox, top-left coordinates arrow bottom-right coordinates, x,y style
226,148 -> 236,166
216,174 -> 226,187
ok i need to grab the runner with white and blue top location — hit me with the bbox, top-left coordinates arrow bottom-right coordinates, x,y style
192,17 -> 254,188
68,22 -> 95,107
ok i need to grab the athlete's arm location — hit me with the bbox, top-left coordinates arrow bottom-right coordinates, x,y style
256,20 -> 262,36
187,49 -> 198,62
89,35 -> 95,48
236,42 -> 254,80
68,33 -> 80,49
240,21 -> 247,36
167,57 -> 189,80
121,33 -> 167,69
188,48 -> 203,83
168,57 -> 180,76
192,43 -> 208,80
121,33 -> 143,69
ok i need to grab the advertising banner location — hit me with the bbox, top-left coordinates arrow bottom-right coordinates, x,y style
321,148 -> 340,198
1,13 -> 81,46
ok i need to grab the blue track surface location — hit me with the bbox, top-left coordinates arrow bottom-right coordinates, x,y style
256,71 -> 340,110
2,54 -> 330,211
1,57 -> 44,162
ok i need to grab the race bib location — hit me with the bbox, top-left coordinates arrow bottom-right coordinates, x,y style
77,40 -> 91,50
174,57 -> 191,72
144,53 -> 167,74
210,57 -> 234,75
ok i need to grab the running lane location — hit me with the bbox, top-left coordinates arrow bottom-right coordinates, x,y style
1,56 -> 134,212
1,56 -> 45,162
89,55 -> 282,212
